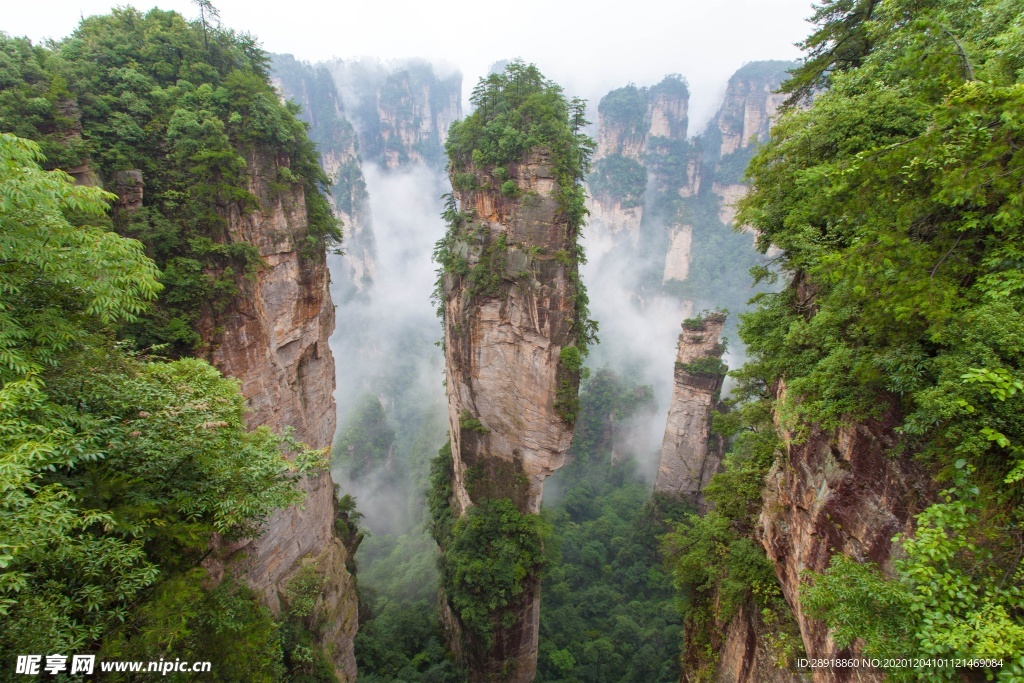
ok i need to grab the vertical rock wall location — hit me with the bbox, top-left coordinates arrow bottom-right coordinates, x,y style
587,77 -> 690,242
441,149 -> 581,681
196,147 -> 358,681
755,387 -> 926,683
707,61 -> 794,229
655,313 -> 727,512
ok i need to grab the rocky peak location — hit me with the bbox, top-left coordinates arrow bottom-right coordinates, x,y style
706,61 -> 797,229
271,54 -> 377,296
711,61 -> 792,158
655,312 -> 727,512
328,59 -> 462,170
439,148 -> 582,682
195,145 -> 358,681
594,75 -> 689,161
443,149 -> 578,518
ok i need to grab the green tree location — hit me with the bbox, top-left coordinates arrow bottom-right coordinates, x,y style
0,132 -> 325,673
730,0 -> 1024,677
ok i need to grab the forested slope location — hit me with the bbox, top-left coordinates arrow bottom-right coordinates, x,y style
0,10 -> 352,681
664,0 -> 1024,680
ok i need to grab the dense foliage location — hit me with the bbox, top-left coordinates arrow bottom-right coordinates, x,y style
588,155 -> 647,208
442,499 -> 550,650
0,132 -> 326,677
537,370 -> 684,683
0,9 -> 341,355
722,0 -> 1024,677
334,393 -> 396,481
437,61 -> 598,354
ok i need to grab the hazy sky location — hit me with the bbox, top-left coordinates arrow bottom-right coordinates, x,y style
6,0 -> 813,129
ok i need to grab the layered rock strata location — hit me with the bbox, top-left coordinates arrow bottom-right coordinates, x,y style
587,76 -> 690,241
196,147 -> 357,681
655,312 -> 727,512
441,149 -> 582,681
708,62 -> 794,229
756,389 -> 926,683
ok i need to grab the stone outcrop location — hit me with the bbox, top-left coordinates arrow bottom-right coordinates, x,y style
326,58 -> 462,170
713,603 -> 807,683
587,76 -> 690,243
585,198 -> 643,243
195,146 -> 358,681
663,225 -> 693,282
443,149 -> 579,519
714,72 -> 788,158
441,148 -> 581,681
655,312 -> 727,512
271,54 -> 378,297
708,62 -> 795,228
755,387 -> 927,683
112,169 -> 143,210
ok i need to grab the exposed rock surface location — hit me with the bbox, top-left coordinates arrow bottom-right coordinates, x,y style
271,55 -> 377,296
714,72 -> 788,158
442,149 -> 581,681
708,62 -> 794,228
663,225 -> 693,282
713,182 -> 748,228
588,78 -> 690,244
585,197 -> 643,242
326,58 -> 461,170
112,169 -> 143,211
655,312 -> 727,512
195,146 -> 357,681
713,603 -> 807,683
755,387 -> 927,683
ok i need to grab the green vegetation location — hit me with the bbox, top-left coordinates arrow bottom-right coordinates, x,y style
0,131 -> 327,676
677,0 -> 1024,678
441,499 -> 550,650
437,60 -> 598,352
588,155 -> 647,208
555,346 -> 589,424
676,356 -> 728,378
596,85 -> 647,132
538,370 -> 683,682
459,410 -> 491,435
334,393 -> 397,480
0,9 -> 341,355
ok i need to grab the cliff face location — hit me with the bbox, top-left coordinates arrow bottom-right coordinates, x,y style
707,61 -> 793,228
757,389 -> 926,683
441,148 -> 580,681
327,59 -> 462,170
444,150 -> 577,518
655,313 -> 726,512
196,147 -> 358,681
271,55 -> 376,297
587,77 -> 690,241
713,603 -> 807,683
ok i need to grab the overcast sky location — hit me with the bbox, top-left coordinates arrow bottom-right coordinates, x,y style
5,0 -> 813,129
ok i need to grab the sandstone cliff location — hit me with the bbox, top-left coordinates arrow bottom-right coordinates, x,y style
443,149 -> 578,518
655,312 -> 727,512
272,54 -> 377,297
587,76 -> 690,242
756,386 -> 926,683
327,59 -> 461,170
439,136 -> 585,679
196,146 -> 358,681
707,61 -> 794,228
